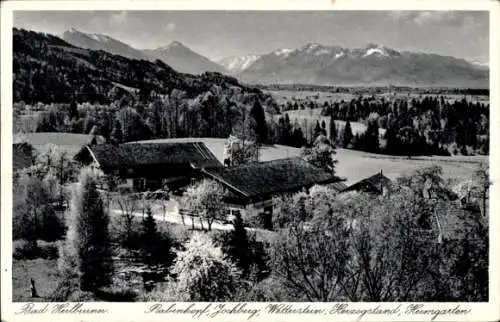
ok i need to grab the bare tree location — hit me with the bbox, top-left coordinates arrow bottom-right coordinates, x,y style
182,180 -> 226,231
112,192 -> 139,244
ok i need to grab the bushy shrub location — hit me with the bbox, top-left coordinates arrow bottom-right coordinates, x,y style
13,239 -> 59,260
67,290 -> 97,302
172,232 -> 242,301
94,286 -> 137,302
213,214 -> 269,282
244,275 -> 305,301
136,280 -> 178,301
50,276 -> 80,302
13,174 -> 66,243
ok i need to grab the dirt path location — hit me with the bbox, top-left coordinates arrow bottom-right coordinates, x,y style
110,208 -> 236,231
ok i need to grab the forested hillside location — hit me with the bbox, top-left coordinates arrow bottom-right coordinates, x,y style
13,28 -> 271,106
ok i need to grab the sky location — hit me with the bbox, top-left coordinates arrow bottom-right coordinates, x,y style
14,10 -> 489,63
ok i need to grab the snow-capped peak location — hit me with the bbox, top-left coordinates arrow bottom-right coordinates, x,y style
363,47 -> 388,57
219,54 -> 261,72
300,43 -> 322,52
334,51 -> 345,59
90,34 -> 111,43
169,41 -> 183,47
273,48 -> 294,57
156,41 -> 187,52
471,61 -> 489,68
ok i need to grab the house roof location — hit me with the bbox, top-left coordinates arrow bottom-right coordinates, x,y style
202,157 -> 343,202
75,142 -> 222,169
13,143 -> 34,172
329,181 -> 349,192
344,172 -> 391,194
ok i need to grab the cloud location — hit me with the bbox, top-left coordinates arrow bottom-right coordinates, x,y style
110,11 -> 128,25
163,21 -> 176,32
391,11 -> 463,26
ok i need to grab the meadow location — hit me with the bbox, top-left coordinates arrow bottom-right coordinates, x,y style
15,132 -> 104,156
265,88 -> 489,105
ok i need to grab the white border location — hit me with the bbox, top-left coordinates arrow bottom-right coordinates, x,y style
1,1 -> 499,322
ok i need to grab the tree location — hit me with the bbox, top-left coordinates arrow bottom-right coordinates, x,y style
142,207 -> 157,259
32,144 -> 78,208
172,233 -> 241,301
69,100 -> 78,120
313,120 -> 322,139
35,106 -> 66,132
301,135 -> 338,174
271,196 -> 353,301
365,119 -> 380,153
13,173 -> 64,245
291,125 -> 306,148
60,167 -> 113,292
272,191 -> 311,229
215,213 -> 269,281
343,121 -> 353,148
110,119 -> 123,144
344,189 -> 443,301
182,179 -> 226,231
111,193 -> 140,248
224,134 -> 258,166
473,163 -> 490,217
329,116 -> 337,144
249,100 -> 268,144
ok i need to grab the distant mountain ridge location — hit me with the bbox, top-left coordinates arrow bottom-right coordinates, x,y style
57,28 -> 488,87
227,43 -> 488,87
143,41 -> 227,74
218,54 -> 262,73
62,28 -> 226,75
62,28 -> 148,60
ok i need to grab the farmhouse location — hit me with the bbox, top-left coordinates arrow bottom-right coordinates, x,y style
74,142 -> 222,192
201,157 -> 346,225
343,171 -> 391,195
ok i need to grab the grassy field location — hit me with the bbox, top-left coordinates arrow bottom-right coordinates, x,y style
267,89 -> 355,104
15,132 -> 104,156
266,88 -> 489,105
334,148 -> 487,185
13,259 -> 59,302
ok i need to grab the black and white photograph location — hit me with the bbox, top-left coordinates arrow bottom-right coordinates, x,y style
1,1 -> 498,320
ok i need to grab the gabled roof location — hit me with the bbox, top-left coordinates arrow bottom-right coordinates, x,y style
13,142 -> 34,172
75,142 -> 222,169
344,172 -> 391,194
329,181 -> 349,192
202,157 -> 343,201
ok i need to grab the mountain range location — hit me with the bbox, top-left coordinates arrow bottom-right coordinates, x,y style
62,28 -> 225,74
236,43 -> 488,87
142,41 -> 226,75
44,28 -> 489,87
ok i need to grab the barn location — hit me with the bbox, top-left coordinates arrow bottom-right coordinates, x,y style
343,171 -> 392,195
74,142 -> 222,192
201,157 -> 346,226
